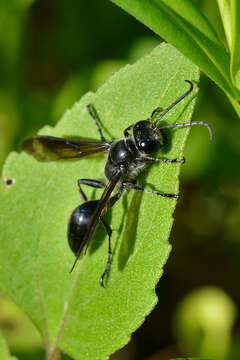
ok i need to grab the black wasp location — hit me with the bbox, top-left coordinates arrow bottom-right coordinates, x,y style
23,80 -> 212,286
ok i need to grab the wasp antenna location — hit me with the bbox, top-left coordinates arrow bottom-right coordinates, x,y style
159,121 -> 213,141
153,80 -> 194,127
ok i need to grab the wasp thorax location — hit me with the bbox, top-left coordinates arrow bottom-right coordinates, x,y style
109,139 -> 135,165
133,120 -> 165,154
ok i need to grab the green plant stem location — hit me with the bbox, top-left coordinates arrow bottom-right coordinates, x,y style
228,94 -> 240,116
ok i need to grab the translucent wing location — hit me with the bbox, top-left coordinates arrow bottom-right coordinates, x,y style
22,135 -> 109,162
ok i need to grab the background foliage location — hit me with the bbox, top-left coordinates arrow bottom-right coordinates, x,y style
0,1 -> 240,360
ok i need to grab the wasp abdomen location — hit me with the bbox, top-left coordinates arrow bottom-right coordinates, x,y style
68,200 -> 99,255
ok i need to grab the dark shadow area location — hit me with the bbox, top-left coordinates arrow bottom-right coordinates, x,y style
12,349 -> 46,360
118,190 -> 143,270
12,348 -> 74,360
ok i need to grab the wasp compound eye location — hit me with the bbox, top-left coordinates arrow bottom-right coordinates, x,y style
133,121 -> 160,154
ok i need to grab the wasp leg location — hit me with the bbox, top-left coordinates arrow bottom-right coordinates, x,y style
87,104 -> 106,143
76,178 -> 112,287
148,107 -> 161,120
122,182 -> 179,199
136,156 -> 185,164
77,178 -> 106,202
99,218 -> 112,287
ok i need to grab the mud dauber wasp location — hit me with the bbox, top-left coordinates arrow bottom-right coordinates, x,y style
23,80 -> 212,286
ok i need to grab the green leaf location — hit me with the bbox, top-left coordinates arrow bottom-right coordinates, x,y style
217,0 -> 240,87
171,358 -> 215,360
174,287 -> 236,360
0,44 -> 199,360
110,0 -> 237,99
230,0 -> 240,87
0,330 -> 15,360
0,295 -> 42,352
149,0 -> 220,44
217,0 -> 232,49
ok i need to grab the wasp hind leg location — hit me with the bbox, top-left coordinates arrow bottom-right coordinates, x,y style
77,178 -> 106,202
99,217 -> 112,287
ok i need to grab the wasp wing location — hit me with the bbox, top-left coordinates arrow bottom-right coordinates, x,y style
70,169 -> 123,273
22,135 -> 109,161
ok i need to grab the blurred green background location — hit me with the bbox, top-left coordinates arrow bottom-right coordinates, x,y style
0,1 -> 240,359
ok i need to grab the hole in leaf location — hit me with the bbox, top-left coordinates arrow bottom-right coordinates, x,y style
3,177 -> 16,188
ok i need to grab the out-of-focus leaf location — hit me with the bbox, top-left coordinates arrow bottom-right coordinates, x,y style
230,0 -> 240,87
0,2 -> 26,81
110,0 -> 236,98
0,44 -> 199,360
0,92 -> 18,169
181,96 -> 216,182
90,59 -> 126,91
217,0 -> 232,49
0,295 -> 42,352
0,329 -> 15,360
51,73 -> 88,125
128,37 -> 161,62
171,358 -> 214,360
16,0 -> 36,8
174,287 -> 236,360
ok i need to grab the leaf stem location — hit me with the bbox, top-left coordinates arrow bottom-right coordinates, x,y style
47,348 -> 61,360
